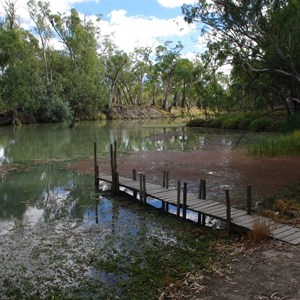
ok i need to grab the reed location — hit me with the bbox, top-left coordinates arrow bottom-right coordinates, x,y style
248,130 -> 300,156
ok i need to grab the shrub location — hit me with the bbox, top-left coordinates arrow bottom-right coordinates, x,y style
247,217 -> 271,244
221,115 -> 240,129
287,113 -> 300,131
186,118 -> 207,127
249,118 -> 272,132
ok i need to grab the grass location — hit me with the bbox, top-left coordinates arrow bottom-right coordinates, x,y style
248,130 -> 300,156
247,217 -> 271,245
187,111 -> 300,133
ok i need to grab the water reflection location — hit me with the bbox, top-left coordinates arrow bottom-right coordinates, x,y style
0,120 -> 255,166
0,164 -> 89,233
0,120 -> 272,234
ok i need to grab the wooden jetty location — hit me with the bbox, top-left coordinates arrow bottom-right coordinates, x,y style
94,142 -> 300,246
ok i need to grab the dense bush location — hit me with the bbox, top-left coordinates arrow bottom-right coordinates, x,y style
249,118 -> 272,132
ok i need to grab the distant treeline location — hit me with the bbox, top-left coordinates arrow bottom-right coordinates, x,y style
1,0 -> 299,126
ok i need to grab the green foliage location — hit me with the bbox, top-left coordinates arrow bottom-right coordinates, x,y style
249,130 -> 300,156
249,118 -> 272,132
182,1 -> 300,114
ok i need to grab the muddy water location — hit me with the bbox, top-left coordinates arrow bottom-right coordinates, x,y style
1,120 -> 300,234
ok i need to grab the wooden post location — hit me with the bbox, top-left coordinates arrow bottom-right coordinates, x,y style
132,169 -> 137,199
166,171 -> 169,189
139,173 -> 143,202
166,203 -> 169,213
225,189 -> 231,232
163,171 -> 166,187
110,144 -> 115,191
95,199 -> 99,224
142,174 -> 146,204
202,180 -> 206,200
113,140 -> 117,171
94,142 -> 98,187
132,169 -> 137,181
198,179 -> 207,226
177,181 -> 181,217
95,165 -> 99,192
199,179 -> 206,199
247,185 -> 252,215
182,182 -> 187,220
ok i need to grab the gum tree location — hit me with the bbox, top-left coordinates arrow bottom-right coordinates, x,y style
182,0 -> 300,114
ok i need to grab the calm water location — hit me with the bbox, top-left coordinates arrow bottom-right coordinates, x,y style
0,120 -> 262,234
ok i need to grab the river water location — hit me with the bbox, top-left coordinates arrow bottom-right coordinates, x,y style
1,120 -> 300,299
0,120 -> 299,235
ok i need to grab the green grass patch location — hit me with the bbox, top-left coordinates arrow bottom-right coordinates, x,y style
187,111 -> 300,133
248,130 -> 300,156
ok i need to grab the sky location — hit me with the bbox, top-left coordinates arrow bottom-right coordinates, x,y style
0,0 -> 206,59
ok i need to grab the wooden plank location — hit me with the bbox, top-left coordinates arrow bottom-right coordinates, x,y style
233,215 -> 256,228
186,198 -> 203,206
187,199 -> 209,206
272,227 -> 300,240
99,175 -> 112,182
98,171 -> 300,245
146,187 -> 170,194
279,231 -> 300,243
149,190 -> 177,197
270,225 -> 293,235
189,201 -> 221,211
288,236 -> 300,245
201,205 -> 226,215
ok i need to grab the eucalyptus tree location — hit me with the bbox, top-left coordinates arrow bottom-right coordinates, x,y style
182,0 -> 300,114
172,58 -> 196,109
0,28 -> 43,123
49,8 -> 108,127
104,49 -> 130,106
27,0 -> 53,84
128,46 -> 153,106
154,41 -> 183,111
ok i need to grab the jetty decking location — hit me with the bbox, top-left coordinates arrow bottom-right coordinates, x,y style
94,142 -> 300,246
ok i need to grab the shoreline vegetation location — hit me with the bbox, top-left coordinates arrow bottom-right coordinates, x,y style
186,110 -> 300,156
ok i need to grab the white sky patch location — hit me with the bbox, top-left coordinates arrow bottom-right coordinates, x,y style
157,0 -> 196,9
0,0 -> 200,56
100,9 -> 196,53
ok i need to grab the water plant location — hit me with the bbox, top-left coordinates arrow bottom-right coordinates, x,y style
248,130 -> 300,156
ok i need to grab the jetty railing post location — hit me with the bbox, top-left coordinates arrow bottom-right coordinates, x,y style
94,142 -> 98,187
247,185 -> 252,215
110,144 -> 115,192
177,181 -> 181,217
166,171 -> 169,189
225,189 -> 232,233
162,171 -> 166,188
202,179 -> 206,200
113,140 -> 117,172
183,182 -> 187,220
132,169 -> 137,199
139,173 -> 143,203
198,179 -> 207,226
142,174 -> 146,204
